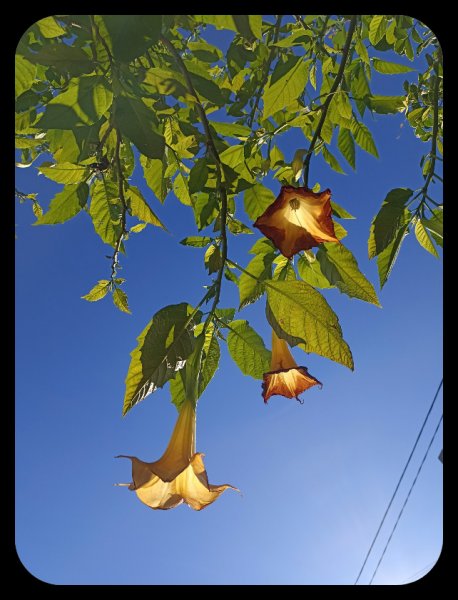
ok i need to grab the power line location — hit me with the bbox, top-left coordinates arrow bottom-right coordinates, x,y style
354,378 -> 443,584
369,413 -> 443,584
399,561 -> 435,585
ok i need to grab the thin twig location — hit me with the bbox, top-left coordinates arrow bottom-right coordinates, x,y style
247,15 -> 283,129
302,15 -> 357,187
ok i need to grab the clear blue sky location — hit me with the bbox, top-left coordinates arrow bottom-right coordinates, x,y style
15,18 -> 442,585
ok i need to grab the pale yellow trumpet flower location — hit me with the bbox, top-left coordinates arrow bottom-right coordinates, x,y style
117,400 -> 237,510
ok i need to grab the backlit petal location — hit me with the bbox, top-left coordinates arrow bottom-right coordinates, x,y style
254,185 -> 338,258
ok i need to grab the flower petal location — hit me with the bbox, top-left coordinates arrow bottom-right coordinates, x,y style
254,185 -> 338,258
262,367 -> 322,403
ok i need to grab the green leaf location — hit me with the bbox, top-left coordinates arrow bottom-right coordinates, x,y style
249,237 -> 276,255
188,159 -> 209,194
210,121 -> 251,139
173,172 -> 193,206
297,254 -> 334,289
331,200 -> 355,219
204,244 -> 222,274
32,201 -> 43,218
262,55 -> 309,119
29,43 -> 94,76
337,127 -> 356,169
292,149 -> 307,182
170,333 -> 220,410
188,40 -> 223,62
81,280 -> 111,302
351,119 -> 379,158
15,55 -> 36,98
377,225 -> 409,288
38,75 -> 113,129
333,222 -> 348,240
322,146 -> 345,174
355,39 -> 370,65
34,183 -> 88,225
414,219 -> 439,257
113,288 -> 131,314
38,162 -> 88,184
244,183 -> 275,221
226,320 -> 271,379
422,208 -> 443,242
372,58 -> 415,74
233,15 -> 262,41
366,95 -> 405,114
140,154 -> 168,204
89,179 -> 122,247
228,218 -> 253,235
239,253 -> 274,309
102,15 -> 162,62
130,223 -> 147,233
335,90 -> 353,120
36,16 -> 66,38
115,96 -> 165,159
317,243 -> 381,306
180,236 -> 212,247
273,255 -> 296,281
127,185 -> 165,229
123,303 -> 201,415
193,192 -> 218,230
369,15 -> 387,46
265,279 -> 354,369
368,188 -> 413,257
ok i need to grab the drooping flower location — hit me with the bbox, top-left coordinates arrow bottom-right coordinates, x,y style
262,330 -> 322,403
116,400 -> 237,510
254,185 -> 339,258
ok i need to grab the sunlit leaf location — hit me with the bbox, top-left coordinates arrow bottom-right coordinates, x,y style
226,320 -> 271,379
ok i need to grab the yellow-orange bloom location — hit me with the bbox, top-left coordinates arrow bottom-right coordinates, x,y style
263,330 -> 322,403
254,185 -> 339,258
117,401 -> 237,510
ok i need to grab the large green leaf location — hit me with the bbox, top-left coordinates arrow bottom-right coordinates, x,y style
36,16 -> 66,38
29,43 -> 94,76
38,75 -> 113,130
15,55 -> 36,98
115,96 -> 165,159
34,183 -> 88,225
210,121 -> 251,139
102,15 -> 162,62
366,95 -> 405,114
265,279 -> 354,369
180,236 -> 212,248
262,55 -> 309,119
38,162 -> 88,184
170,329 -> 220,410
372,58 -> 415,74
226,320 -> 271,379
297,254 -> 334,289
239,252 -> 274,309
368,188 -> 413,257
89,179 -> 122,247
377,225 -> 409,288
126,185 -> 165,229
317,243 -> 381,306
369,15 -> 387,46
173,172 -> 193,206
123,303 -> 201,415
244,183 -> 275,221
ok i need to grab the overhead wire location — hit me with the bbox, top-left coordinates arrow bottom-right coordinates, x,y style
369,414 -> 443,584
354,378 -> 443,584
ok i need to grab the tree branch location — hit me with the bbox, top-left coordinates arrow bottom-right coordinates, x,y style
159,33 -> 228,330
302,15 -> 357,187
247,15 -> 283,128
110,130 -> 128,281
